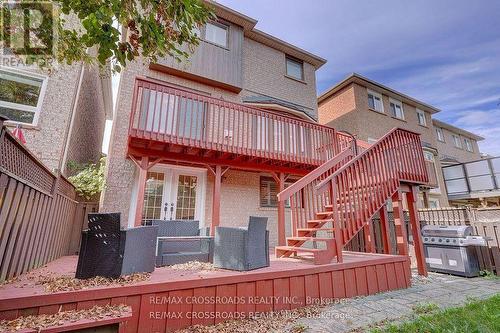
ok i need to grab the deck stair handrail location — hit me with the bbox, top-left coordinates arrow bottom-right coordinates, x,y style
128,77 -> 353,166
275,127 -> 428,264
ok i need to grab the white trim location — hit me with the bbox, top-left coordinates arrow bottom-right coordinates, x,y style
148,164 -> 207,226
0,66 -> 48,126
389,97 -> 404,120
367,89 -> 384,113
436,127 -> 445,142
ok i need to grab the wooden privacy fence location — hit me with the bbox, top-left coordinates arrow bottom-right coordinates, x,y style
0,123 -> 97,281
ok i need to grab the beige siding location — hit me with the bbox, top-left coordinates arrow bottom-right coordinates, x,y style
155,21 -> 244,90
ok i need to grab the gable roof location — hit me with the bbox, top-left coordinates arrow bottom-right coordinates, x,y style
318,73 -> 441,114
207,1 -> 326,69
433,119 -> 484,141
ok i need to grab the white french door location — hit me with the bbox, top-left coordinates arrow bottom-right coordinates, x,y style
141,166 -> 206,223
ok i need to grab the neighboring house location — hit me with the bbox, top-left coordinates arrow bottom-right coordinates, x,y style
0,62 -> 112,175
318,73 -> 447,208
100,2 -> 330,245
432,119 -> 483,165
432,120 -> 499,207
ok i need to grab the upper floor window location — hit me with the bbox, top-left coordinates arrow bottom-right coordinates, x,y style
464,138 -> 474,152
0,68 -> 47,125
367,90 -> 383,113
436,128 -> 445,142
416,109 -> 427,126
452,134 -> 462,148
285,56 -> 304,81
204,22 -> 228,48
389,98 -> 404,119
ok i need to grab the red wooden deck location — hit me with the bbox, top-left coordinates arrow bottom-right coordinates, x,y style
0,252 -> 411,332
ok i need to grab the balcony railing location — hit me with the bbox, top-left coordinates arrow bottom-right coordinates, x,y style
129,78 -> 353,166
425,160 -> 439,188
443,157 -> 500,198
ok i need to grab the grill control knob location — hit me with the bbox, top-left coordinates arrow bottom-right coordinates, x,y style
446,239 -> 450,243
438,238 -> 442,242
453,239 -> 457,243
431,238 -> 435,242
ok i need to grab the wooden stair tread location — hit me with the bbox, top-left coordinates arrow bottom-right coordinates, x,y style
297,228 -> 335,232
287,237 -> 333,242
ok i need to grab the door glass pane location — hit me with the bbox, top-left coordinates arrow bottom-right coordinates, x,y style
175,175 -> 198,220
142,172 -> 164,224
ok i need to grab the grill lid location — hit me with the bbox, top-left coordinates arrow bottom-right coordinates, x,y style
421,225 -> 473,238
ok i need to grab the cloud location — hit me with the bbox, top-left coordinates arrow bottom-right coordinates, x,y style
217,0 -> 500,155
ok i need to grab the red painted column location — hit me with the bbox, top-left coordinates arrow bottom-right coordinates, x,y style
407,186 -> 428,276
211,165 -> 222,236
391,190 -> 409,256
379,204 -> 392,254
134,156 -> 149,227
277,172 -> 286,246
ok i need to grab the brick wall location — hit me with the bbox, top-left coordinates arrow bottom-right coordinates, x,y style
204,170 -> 291,246
102,33 -> 321,227
64,65 -> 106,173
434,127 -> 481,163
241,38 -> 318,119
3,64 -> 81,172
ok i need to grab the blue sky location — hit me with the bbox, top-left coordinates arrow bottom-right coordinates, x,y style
217,0 -> 500,155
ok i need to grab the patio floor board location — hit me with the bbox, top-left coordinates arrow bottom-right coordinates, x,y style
0,252 -> 411,332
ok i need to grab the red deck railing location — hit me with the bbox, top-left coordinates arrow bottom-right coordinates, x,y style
129,78 -> 353,167
278,128 -> 429,262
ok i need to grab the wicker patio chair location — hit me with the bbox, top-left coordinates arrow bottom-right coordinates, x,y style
76,213 -> 158,279
153,220 -> 213,266
213,216 -> 269,271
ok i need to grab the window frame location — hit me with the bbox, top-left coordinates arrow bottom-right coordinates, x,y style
416,108 -> 427,126
259,176 -> 294,208
389,98 -> 405,120
436,128 -> 445,142
367,89 -> 384,113
203,21 -> 229,48
464,138 -> 474,152
452,134 -> 462,149
285,55 -> 304,81
0,66 -> 48,126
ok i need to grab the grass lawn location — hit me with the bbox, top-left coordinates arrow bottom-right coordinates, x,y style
371,294 -> 500,333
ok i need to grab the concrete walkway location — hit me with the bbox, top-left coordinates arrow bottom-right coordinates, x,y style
294,271 -> 500,332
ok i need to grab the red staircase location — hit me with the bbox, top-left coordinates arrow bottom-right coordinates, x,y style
275,128 -> 429,264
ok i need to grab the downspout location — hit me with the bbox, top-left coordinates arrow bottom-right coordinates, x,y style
60,64 -> 85,175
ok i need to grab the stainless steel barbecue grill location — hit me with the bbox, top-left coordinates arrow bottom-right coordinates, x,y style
421,225 -> 487,277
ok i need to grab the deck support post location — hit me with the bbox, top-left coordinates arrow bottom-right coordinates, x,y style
379,204 -> 392,254
272,172 -> 287,246
363,222 -> 376,253
134,156 -> 149,227
391,190 -> 409,256
211,165 -> 222,236
277,172 -> 286,246
407,185 -> 428,276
